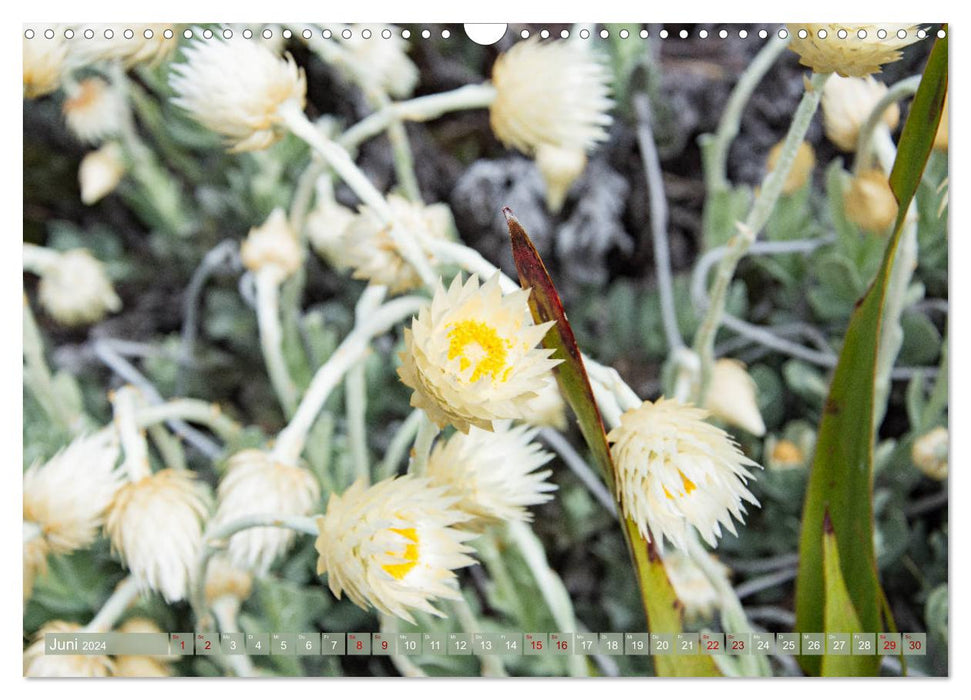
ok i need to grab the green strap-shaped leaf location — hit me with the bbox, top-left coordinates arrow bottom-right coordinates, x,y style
506,208 -> 719,677
795,33 -> 947,676
820,511 -> 866,676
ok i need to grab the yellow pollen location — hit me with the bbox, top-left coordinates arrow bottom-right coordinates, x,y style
663,472 -> 697,500
446,320 -> 510,383
382,527 -> 420,580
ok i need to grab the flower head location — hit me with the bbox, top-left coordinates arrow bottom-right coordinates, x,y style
766,140 -> 815,195
23,531 -> 49,604
306,197 -> 356,270
205,554 -> 254,609
63,78 -> 124,145
169,37 -> 306,152
912,426 -> 948,480
79,142 -> 127,205
335,24 -> 419,98
662,550 -> 728,622
704,359 -> 766,436
24,621 -> 114,677
343,195 -> 453,293
490,39 -> 612,208
845,169 -> 898,234
105,469 -> 212,602
23,28 -> 68,98
210,449 -> 320,573
786,24 -> 921,77
240,208 -> 304,281
427,421 -> 556,523
23,429 -> 124,553
36,247 -> 122,326
316,476 -> 476,623
398,273 -> 560,433
607,398 -> 760,550
822,75 -> 899,152
72,24 -> 179,67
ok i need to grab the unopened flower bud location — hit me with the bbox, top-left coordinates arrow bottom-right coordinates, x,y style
845,169 -> 898,234
912,426 -> 948,480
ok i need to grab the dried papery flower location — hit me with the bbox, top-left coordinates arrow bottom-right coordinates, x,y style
105,469 -> 212,603
169,36 -> 306,152
704,359 -> 766,437
209,450 -> 320,574
305,198 -> 356,270
23,27 -> 68,98
113,619 -> 172,677
72,24 -> 179,68
23,429 -> 124,554
523,376 -> 568,430
398,273 -> 561,433
662,550 -> 728,622
490,39 -> 612,209
334,23 -> 418,98
24,621 -> 115,677
426,421 -> 556,523
934,93 -> 948,151
845,169 -> 899,234
36,246 -> 122,326
205,555 -> 254,609
23,532 -> 49,603
63,77 -> 124,145
607,398 -> 760,550
822,74 -> 900,152
315,476 -> 476,623
343,195 -> 452,293
79,142 -> 127,205
912,426 -> 948,480
766,140 -> 815,195
240,208 -> 304,281
786,24 -> 921,78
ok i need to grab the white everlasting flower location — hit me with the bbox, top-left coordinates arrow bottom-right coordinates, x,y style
427,421 -> 557,523
205,554 -> 254,609
24,621 -> 114,677
912,426 -> 948,481
209,450 -> 320,574
240,208 -> 305,281
23,429 -> 124,553
704,359 -> 766,436
71,24 -> 179,68
169,37 -> 306,152
105,469 -> 212,603
490,39 -> 612,208
822,75 -> 900,152
23,533 -> 49,603
36,247 -> 122,326
786,24 -> 921,78
315,475 -> 476,623
662,550 -> 728,622
607,398 -> 760,551
63,77 -> 124,145
79,142 -> 127,205
398,273 -> 561,433
335,23 -> 419,98
306,197 -> 356,270
113,619 -> 172,677
23,27 -> 68,98
343,195 -> 453,293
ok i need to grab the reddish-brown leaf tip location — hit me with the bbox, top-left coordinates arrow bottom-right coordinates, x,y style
823,509 -> 834,535
501,206 -> 516,223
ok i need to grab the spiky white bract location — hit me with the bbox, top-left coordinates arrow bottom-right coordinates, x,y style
607,398 -> 760,551
72,24 -> 179,67
169,36 -> 306,152
397,273 -> 561,433
705,359 -> 766,436
23,27 -> 68,98
786,24 -> 921,78
24,621 -> 115,677
23,429 -> 124,554
343,195 -> 453,293
523,376 -> 568,430
821,74 -> 900,152
37,247 -> 122,326
240,208 -> 304,281
79,142 -> 127,206
209,449 -> 320,574
661,550 -> 728,622
427,421 -> 557,523
105,469 -> 212,603
315,475 -> 476,623
63,77 -> 124,145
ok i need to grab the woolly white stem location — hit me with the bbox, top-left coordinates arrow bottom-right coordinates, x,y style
22,243 -> 60,276
379,614 -> 427,677
134,400 -> 242,444
408,412 -> 439,477
112,386 -> 152,482
84,577 -> 141,633
255,269 -> 299,416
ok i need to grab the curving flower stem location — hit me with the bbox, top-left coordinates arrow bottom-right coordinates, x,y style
22,297 -> 84,434
83,577 -> 141,633
378,409 -> 423,480
692,71 -> 831,404
271,295 -> 428,466
254,269 -> 300,417
112,386 -> 152,483
450,594 -> 507,677
408,412 -> 439,477
853,74 -> 921,176
191,514 -> 319,631
134,399 -> 243,444
211,599 -> 257,677
347,285 -> 386,485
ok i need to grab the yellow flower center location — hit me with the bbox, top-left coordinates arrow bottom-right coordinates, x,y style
382,527 -> 420,580
446,320 -> 512,383
663,471 -> 698,500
